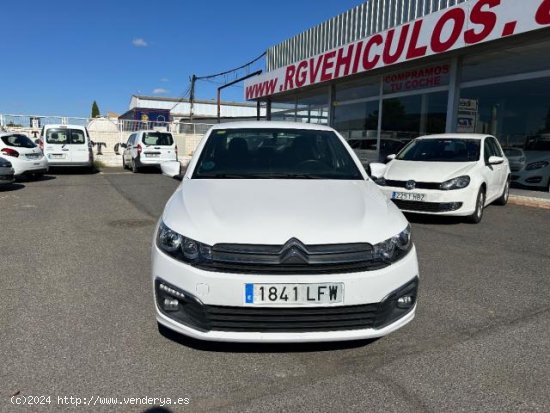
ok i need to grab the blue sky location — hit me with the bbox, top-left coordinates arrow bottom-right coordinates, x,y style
0,0 -> 362,117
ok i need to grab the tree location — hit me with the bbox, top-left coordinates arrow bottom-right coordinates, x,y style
91,101 -> 100,118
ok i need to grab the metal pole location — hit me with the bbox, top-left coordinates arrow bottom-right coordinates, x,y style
189,74 -> 196,122
217,88 -> 221,123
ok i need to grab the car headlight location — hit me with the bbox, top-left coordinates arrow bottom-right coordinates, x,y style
375,177 -> 387,186
526,161 -> 549,171
440,175 -> 470,190
373,224 -> 412,263
157,221 -> 212,264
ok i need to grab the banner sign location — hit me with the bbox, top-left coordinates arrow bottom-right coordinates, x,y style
245,0 -> 550,100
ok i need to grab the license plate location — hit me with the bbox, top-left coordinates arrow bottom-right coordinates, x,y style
245,283 -> 344,306
50,154 -> 65,159
392,192 -> 425,201
26,154 -> 40,159
145,153 -> 160,158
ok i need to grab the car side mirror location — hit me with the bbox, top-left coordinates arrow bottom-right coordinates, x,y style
488,156 -> 504,165
386,154 -> 396,161
369,162 -> 387,179
120,143 -> 127,148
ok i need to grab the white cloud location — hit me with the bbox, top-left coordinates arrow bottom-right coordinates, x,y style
160,78 -> 169,82
153,88 -> 169,94
132,38 -> 148,47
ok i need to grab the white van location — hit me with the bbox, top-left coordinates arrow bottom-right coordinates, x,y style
40,124 -> 94,169
121,130 -> 177,173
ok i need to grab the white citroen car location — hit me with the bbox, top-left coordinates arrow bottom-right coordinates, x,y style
152,122 -> 419,343
370,134 -> 510,223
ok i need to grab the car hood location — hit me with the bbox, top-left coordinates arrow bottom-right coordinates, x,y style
524,151 -> 550,163
162,179 -> 407,246
384,160 -> 477,182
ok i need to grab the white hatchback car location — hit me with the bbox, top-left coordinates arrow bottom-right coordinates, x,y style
152,121 -> 419,343
121,130 -> 177,173
370,134 -> 511,223
40,124 -> 94,169
0,132 -> 48,178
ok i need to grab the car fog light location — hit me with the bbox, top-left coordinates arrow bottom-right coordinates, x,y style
397,295 -> 414,309
163,298 -> 179,312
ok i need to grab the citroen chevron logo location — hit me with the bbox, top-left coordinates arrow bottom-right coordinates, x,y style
279,238 -> 309,264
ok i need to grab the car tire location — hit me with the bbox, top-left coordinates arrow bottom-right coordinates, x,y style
122,155 -> 127,170
494,179 -> 510,206
467,188 -> 485,224
131,158 -> 139,173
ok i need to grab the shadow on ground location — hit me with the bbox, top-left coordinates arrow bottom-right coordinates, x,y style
157,323 -> 377,353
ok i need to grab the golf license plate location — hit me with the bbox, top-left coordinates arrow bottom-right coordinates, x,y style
245,283 -> 344,306
392,192 -> 425,201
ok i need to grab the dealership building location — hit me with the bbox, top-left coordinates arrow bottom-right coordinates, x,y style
245,0 -> 550,175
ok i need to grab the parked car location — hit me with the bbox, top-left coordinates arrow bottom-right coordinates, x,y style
153,121 -> 418,343
0,156 -> 15,187
370,134 -> 511,223
121,130 -> 177,173
348,137 -> 411,166
503,147 -> 526,173
39,124 -> 94,169
0,132 -> 48,178
510,138 -> 550,191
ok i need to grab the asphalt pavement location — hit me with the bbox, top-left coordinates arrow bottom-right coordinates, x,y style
1,169 -> 549,412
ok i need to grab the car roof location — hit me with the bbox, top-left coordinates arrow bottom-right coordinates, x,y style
43,124 -> 86,129
133,130 -> 173,133
209,121 -> 335,132
415,133 -> 490,140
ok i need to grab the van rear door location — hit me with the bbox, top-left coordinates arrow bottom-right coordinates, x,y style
44,127 -> 71,162
69,128 -> 90,164
141,132 -> 176,162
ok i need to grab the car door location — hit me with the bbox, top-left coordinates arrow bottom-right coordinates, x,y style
482,137 -> 500,200
44,127 -> 71,162
488,137 -> 509,193
124,134 -> 135,163
69,128 -> 89,164
141,131 -> 175,162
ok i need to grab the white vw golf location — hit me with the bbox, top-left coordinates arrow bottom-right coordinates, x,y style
152,122 -> 419,343
370,134 -> 511,223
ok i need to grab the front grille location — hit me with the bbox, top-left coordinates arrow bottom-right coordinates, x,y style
393,200 -> 463,212
510,166 -> 522,172
195,240 -> 386,274
385,180 -> 441,190
0,174 -> 14,181
156,278 -> 419,333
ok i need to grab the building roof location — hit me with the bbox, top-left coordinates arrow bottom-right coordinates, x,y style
131,95 -> 258,108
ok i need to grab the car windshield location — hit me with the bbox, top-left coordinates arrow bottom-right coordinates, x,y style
396,138 -> 481,162
142,132 -> 173,146
1,134 -> 36,148
192,128 -> 363,180
45,128 -> 86,145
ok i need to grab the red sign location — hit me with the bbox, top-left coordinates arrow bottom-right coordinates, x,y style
245,0 -> 550,100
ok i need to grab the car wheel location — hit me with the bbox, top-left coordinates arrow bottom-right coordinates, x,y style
122,155 -> 127,170
131,158 -> 139,173
467,188 -> 485,224
494,179 -> 510,206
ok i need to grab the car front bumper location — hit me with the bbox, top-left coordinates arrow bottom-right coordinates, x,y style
377,186 -> 478,216
152,242 -> 419,343
511,168 -> 550,190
